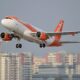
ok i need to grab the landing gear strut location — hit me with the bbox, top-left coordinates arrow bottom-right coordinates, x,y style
16,43 -> 22,48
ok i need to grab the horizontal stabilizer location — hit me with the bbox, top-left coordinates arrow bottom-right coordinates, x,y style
60,41 -> 80,44
46,31 -> 80,36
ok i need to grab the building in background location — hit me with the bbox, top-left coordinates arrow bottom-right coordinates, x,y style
64,53 -> 74,65
0,53 -> 17,80
75,53 -> 80,74
18,53 -> 32,80
38,64 -> 65,74
33,52 -> 80,75
32,56 -> 46,74
0,52 -> 32,80
44,52 -> 63,66
0,51 -> 80,80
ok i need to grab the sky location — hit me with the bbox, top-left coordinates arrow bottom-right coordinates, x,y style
0,0 -> 80,56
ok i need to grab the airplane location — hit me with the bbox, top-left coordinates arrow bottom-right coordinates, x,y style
1,16 -> 80,48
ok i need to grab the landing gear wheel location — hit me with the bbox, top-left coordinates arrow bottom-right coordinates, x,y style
19,44 -> 22,48
40,44 -> 42,48
39,43 -> 46,48
16,44 -> 22,48
43,43 -> 46,48
16,44 -> 18,48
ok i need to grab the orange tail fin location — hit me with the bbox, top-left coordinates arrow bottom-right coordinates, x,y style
54,20 -> 64,40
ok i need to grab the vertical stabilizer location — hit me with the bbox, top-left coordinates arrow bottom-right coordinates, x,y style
54,20 -> 64,40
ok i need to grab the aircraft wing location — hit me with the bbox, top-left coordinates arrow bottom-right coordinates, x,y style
31,31 -> 80,37
46,31 -> 80,36
60,41 -> 80,44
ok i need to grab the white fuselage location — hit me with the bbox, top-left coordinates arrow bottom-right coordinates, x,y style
1,18 -> 55,46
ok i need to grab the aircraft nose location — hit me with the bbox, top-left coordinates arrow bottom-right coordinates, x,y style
1,19 -> 13,27
1,19 -> 14,30
1,18 -> 16,30
1,19 -> 7,26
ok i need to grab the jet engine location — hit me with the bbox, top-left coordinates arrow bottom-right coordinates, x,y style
1,32 -> 13,41
36,32 -> 49,41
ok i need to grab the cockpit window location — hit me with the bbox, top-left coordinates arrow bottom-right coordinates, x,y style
5,17 -> 12,19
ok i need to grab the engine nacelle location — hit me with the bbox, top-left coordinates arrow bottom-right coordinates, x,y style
1,33 -> 13,41
36,32 -> 48,41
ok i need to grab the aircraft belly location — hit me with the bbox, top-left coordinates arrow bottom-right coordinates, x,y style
23,32 -> 42,44
24,35 -> 42,44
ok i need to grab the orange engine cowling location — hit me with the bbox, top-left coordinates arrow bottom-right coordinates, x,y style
1,33 -> 13,41
36,32 -> 48,41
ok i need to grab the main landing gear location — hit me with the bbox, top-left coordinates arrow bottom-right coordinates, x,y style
39,43 -> 46,48
16,43 -> 22,48
16,37 -> 22,48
